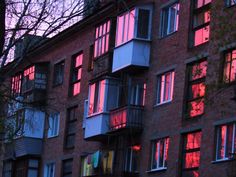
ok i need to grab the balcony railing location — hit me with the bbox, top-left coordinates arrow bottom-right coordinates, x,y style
110,105 -> 143,131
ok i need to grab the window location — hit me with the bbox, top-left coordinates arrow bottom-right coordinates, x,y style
11,73 -> 22,96
64,107 -> 77,149
191,0 -> 211,47
47,112 -> 60,138
225,0 -> 236,6
2,161 -> 12,177
62,159 -> 73,177
150,137 -> 170,170
185,60 -> 207,118
53,61 -> 64,86
22,66 -> 35,92
161,3 -> 180,37
216,123 -> 236,160
125,145 -> 141,173
116,7 -> 152,46
223,49 -> 236,83
156,71 -> 175,105
44,163 -> 55,177
130,83 -> 146,106
181,131 -> 201,177
94,20 -> 111,58
88,80 -> 106,116
70,53 -> 83,96
28,159 -> 39,177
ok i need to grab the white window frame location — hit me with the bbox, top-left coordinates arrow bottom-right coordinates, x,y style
216,123 -> 236,161
44,162 -> 55,177
156,71 -> 175,105
151,138 -> 169,170
47,113 -> 60,138
161,2 -> 180,37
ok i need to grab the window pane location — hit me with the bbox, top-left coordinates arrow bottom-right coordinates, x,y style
185,132 -> 202,150
137,9 -> 149,38
73,82 -> 80,96
184,151 -> 200,168
194,25 -> 210,46
191,61 -> 207,80
188,99 -> 204,117
28,169 -> 38,177
193,11 -> 210,28
189,83 -> 206,99
116,15 -> 124,46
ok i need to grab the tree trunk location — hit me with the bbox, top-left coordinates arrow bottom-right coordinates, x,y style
0,0 -> 6,59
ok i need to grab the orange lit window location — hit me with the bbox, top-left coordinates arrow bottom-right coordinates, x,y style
216,123 -> 236,160
223,49 -> 236,83
11,73 -> 22,96
191,0 -> 211,47
94,20 -> 111,58
186,60 -> 207,118
182,131 -> 201,177
71,53 -> 83,96
156,71 -> 175,104
150,137 -> 170,170
88,80 -> 106,116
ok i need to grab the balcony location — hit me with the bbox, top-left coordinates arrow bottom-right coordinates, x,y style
110,105 -> 143,132
112,5 -> 152,73
112,39 -> 151,73
84,78 -> 120,140
22,62 -> 48,104
4,108 -> 45,158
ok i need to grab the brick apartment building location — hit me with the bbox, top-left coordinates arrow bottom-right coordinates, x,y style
1,0 -> 236,177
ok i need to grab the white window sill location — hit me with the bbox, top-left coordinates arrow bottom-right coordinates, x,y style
212,158 -> 232,164
154,100 -> 172,107
146,167 -> 167,173
47,135 -> 59,139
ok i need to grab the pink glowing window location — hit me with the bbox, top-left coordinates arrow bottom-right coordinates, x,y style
192,0 -> 211,47
151,137 -> 169,170
216,123 -> 236,160
195,0 -> 211,9
71,53 -> 83,96
156,71 -> 175,104
24,66 -> 35,80
88,80 -> 106,116
94,20 -> 111,58
186,60 -> 207,118
194,25 -> 210,46
223,49 -> 236,83
11,73 -> 22,96
161,3 -> 180,37
116,9 -> 135,46
182,131 -> 201,177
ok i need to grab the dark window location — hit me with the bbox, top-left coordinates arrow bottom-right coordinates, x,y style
137,9 -> 150,38
185,60 -> 207,118
64,107 -> 77,149
2,161 -> 12,177
191,0 -> 211,47
88,45 -> 94,71
94,20 -> 111,58
70,53 -> 83,96
225,0 -> 236,6
181,131 -> 201,177
125,145 -> 141,173
223,49 -> 236,83
53,61 -> 64,86
11,73 -> 22,96
161,3 -> 180,37
215,123 -> 236,160
62,159 -> 73,177
150,137 -> 169,170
